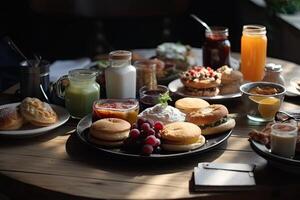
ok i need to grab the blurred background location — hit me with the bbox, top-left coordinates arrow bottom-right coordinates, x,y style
0,0 -> 300,91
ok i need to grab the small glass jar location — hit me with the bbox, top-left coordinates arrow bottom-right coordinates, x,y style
202,27 -> 231,70
65,69 -> 100,119
105,50 -> 136,99
262,63 -> 285,86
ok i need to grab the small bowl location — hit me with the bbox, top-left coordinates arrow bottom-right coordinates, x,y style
92,99 -> 139,124
240,82 -> 286,122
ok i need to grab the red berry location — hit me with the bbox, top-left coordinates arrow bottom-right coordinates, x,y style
141,123 -> 151,132
146,119 -> 154,128
155,138 -> 161,147
154,121 -> 164,131
137,118 -> 146,127
130,129 -> 140,139
142,144 -> 153,155
155,132 -> 161,139
145,135 -> 157,146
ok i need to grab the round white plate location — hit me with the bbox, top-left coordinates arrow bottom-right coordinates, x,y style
0,103 -> 70,137
168,79 -> 242,100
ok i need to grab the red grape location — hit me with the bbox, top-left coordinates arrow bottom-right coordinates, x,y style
141,123 -> 151,132
154,121 -> 164,131
147,128 -> 155,136
129,129 -> 140,139
146,119 -> 154,128
131,123 -> 138,129
142,144 -> 153,155
155,132 -> 161,139
137,118 -> 146,127
155,138 -> 161,147
145,135 -> 157,146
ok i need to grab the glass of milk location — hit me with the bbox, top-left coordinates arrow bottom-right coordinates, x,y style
271,123 -> 298,158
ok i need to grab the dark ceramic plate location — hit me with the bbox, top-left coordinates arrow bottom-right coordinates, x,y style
76,115 -> 232,160
249,139 -> 300,173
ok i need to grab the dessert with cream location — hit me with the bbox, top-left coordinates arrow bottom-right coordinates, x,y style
138,104 -> 185,125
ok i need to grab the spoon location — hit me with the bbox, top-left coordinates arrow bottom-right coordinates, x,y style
4,36 -> 35,68
190,14 -> 212,32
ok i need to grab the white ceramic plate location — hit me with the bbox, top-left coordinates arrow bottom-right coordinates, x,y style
168,79 -> 242,100
0,103 -> 70,137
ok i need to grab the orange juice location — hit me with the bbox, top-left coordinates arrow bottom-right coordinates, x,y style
241,25 -> 267,82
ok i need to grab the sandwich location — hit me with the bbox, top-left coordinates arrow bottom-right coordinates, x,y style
186,104 -> 235,135
161,122 -> 205,152
180,66 -> 221,97
175,97 -> 210,114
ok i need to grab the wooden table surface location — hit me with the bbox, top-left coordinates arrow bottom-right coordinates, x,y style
1,55 -> 300,200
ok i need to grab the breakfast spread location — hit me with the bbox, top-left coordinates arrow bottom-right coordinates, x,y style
89,118 -> 131,147
186,104 -> 236,135
92,99 -> 139,124
161,122 -> 205,152
175,97 -> 210,114
138,104 -> 185,125
180,66 -> 222,96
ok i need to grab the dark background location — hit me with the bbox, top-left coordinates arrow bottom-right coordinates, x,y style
0,0 -> 299,91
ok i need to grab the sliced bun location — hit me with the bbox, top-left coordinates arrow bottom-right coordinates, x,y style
0,106 -> 25,130
175,98 -> 209,114
184,87 -> 220,97
201,118 -> 236,135
186,104 -> 228,125
162,135 -> 205,152
88,135 -> 123,148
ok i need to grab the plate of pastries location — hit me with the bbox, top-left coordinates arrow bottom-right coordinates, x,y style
76,97 -> 235,160
0,97 -> 70,137
168,65 -> 243,99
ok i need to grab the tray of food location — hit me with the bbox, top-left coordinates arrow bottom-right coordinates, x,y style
76,97 -> 235,160
0,97 -> 70,137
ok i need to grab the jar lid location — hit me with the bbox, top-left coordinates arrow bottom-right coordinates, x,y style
68,69 -> 97,80
109,50 -> 132,60
265,63 -> 282,72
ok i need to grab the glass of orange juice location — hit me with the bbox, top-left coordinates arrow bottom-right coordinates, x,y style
241,25 -> 267,82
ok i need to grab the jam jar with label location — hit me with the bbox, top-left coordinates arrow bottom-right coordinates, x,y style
202,27 -> 231,70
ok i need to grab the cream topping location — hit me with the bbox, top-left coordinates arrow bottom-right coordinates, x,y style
138,104 -> 185,124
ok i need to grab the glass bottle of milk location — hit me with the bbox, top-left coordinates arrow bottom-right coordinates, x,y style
105,50 -> 136,99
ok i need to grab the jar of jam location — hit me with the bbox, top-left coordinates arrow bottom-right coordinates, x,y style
202,27 -> 231,70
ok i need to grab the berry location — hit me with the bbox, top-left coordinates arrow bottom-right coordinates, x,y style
142,144 -> 153,155
155,132 -> 161,139
154,121 -> 164,131
147,128 -> 155,136
155,138 -> 161,147
146,119 -> 154,128
141,123 -> 151,132
129,129 -> 140,139
131,123 -> 138,129
145,135 -> 157,146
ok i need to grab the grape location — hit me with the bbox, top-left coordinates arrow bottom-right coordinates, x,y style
145,135 -> 157,146
142,144 -> 153,155
137,118 -> 146,127
129,129 -> 140,139
154,121 -> 164,131
155,138 -> 161,147
141,123 -> 151,132
147,128 -> 155,136
146,119 -> 154,128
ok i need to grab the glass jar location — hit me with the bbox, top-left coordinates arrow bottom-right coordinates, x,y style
241,25 -> 267,82
202,27 -> 231,70
262,63 -> 285,85
105,50 -> 136,99
65,69 -> 100,119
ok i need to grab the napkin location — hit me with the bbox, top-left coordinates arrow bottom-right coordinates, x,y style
192,162 -> 256,192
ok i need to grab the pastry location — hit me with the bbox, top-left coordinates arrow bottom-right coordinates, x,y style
0,106 -> 25,130
175,97 -> 209,114
180,66 -> 221,97
89,118 -> 130,147
186,104 -> 235,135
217,65 -> 243,95
20,97 -> 57,126
161,122 -> 205,152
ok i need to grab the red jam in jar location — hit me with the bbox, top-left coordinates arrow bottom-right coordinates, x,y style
202,27 -> 231,70
92,99 -> 139,124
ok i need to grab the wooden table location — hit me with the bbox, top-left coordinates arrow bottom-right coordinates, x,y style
1,55 -> 300,200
